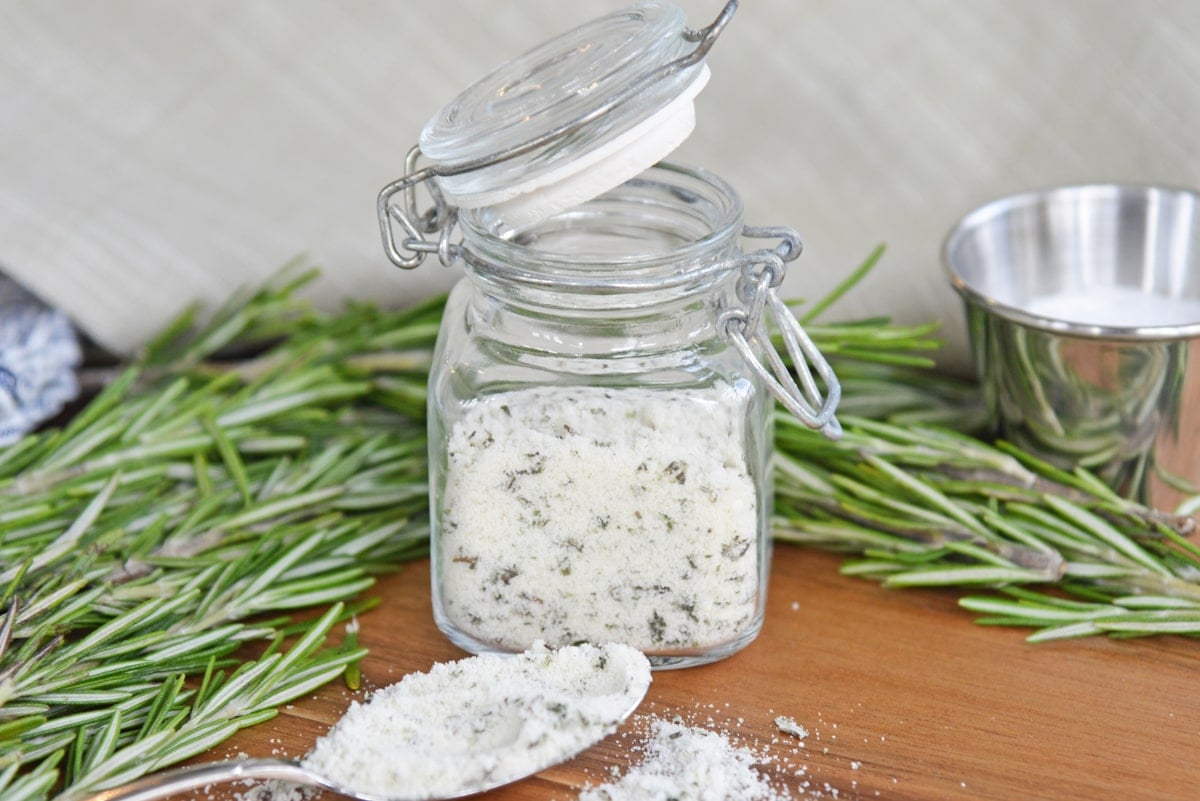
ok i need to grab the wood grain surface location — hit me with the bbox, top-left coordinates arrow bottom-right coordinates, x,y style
189,546 -> 1198,801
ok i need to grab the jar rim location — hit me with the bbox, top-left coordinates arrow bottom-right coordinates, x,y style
458,162 -> 745,292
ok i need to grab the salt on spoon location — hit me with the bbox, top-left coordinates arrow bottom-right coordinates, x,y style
87,641 -> 651,801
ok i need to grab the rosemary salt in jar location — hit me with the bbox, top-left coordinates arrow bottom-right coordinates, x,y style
377,2 -> 841,667
436,163 -> 830,667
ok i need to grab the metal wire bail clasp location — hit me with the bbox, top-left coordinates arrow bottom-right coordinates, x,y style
719,226 -> 843,439
377,146 -> 461,269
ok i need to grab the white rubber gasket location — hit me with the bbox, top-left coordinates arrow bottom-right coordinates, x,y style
448,65 -> 711,230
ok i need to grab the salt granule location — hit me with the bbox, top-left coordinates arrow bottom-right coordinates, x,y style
774,716 -> 808,740
578,717 -> 787,801
301,642 -> 650,800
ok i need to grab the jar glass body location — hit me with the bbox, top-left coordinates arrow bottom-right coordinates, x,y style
427,163 -> 773,668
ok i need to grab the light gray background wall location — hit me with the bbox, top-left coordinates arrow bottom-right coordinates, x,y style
3,1 -> 1198,370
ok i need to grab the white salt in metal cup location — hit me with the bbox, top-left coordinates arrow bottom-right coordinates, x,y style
943,184 -> 1200,512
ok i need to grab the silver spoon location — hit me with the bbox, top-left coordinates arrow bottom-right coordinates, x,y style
86,645 -> 651,801
87,751 -> 593,801
87,758 -> 423,801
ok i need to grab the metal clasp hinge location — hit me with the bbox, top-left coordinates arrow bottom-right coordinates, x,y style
376,146 -> 461,269
720,226 -> 843,439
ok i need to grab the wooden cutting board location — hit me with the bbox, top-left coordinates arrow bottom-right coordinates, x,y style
192,546 -> 1198,801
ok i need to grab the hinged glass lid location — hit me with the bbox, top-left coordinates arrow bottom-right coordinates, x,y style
422,1 -> 710,222
378,1 -> 737,269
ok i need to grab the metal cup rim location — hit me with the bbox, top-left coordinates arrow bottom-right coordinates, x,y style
942,182 -> 1200,342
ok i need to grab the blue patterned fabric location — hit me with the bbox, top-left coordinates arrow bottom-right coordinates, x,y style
0,275 -> 81,445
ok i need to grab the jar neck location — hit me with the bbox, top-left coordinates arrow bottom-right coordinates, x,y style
464,269 -> 740,365
456,163 -> 745,362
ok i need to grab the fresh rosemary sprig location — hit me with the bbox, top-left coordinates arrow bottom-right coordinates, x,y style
773,405 -> 1200,641
1,268 -> 439,800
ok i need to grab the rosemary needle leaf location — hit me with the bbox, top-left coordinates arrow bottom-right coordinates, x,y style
1115,594 -> 1200,609
0,762 -> 18,791
268,602 -> 344,683
199,414 -> 251,506
1024,621 -> 1105,643
342,618 -> 362,691
884,565 -> 1056,588
0,716 -> 47,742
79,712 -> 122,777
799,243 -> 886,325
958,597 -> 1114,623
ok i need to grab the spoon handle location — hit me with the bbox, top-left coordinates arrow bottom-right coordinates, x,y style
84,758 -> 328,801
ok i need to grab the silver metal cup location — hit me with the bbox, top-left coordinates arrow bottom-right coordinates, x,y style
943,184 -> 1200,512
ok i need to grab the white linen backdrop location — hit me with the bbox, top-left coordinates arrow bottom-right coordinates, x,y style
2,0 -> 1198,371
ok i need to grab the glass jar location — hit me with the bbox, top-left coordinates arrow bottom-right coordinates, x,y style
379,1 -> 842,668
426,163 -> 833,668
